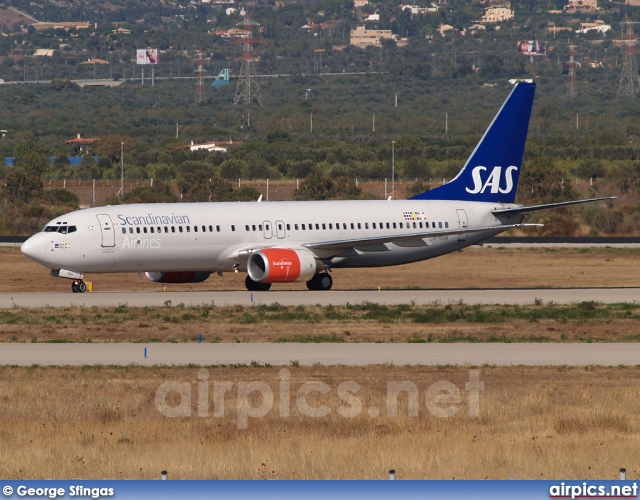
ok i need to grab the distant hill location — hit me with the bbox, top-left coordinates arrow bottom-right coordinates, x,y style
0,6 -> 38,31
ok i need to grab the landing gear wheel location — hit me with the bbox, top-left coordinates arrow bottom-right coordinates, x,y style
71,280 -> 87,293
306,272 -> 333,291
245,275 -> 272,292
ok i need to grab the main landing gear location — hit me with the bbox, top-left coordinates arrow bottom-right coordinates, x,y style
245,275 -> 272,292
71,280 -> 87,293
306,272 -> 333,291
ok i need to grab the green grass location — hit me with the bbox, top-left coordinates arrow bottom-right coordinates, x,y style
2,302 -> 640,333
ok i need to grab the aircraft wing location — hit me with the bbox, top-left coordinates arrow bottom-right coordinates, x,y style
492,197 -> 616,216
302,223 -> 541,252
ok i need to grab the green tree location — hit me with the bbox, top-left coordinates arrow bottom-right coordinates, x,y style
293,171 -> 334,200
15,151 -> 49,177
219,158 -> 247,179
94,135 -> 137,162
3,168 -> 43,204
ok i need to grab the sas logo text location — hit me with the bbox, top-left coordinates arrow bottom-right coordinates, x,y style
466,166 -> 518,195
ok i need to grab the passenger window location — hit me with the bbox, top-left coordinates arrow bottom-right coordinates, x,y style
266,224 -> 270,231
165,227 -> 169,233
386,223 -> 390,229
295,224 -> 299,230
122,228 -> 126,234
187,226 -> 191,233
420,222 -> 423,228
252,225 -> 256,231
399,223 -> 403,229
287,224 -> 291,231
151,227 -> 155,234
329,223 -> 333,230
365,223 -> 369,229
171,226 -> 175,233
216,225 -> 220,232
202,225 -> 206,232
179,226 -> 183,233
372,223 -> 376,229
259,224 -> 263,231
302,224 -> 306,230
425,222 -> 429,228
350,223 -> 355,230
231,225 -> 235,231
413,222 -> 416,229
432,222 -> 436,228
393,223 -> 397,229
315,224 -> 319,230
322,223 -> 326,230
143,227 -> 148,234
245,225 -> 250,231
193,226 -> 197,233
445,222 -> 449,228
136,227 -> 141,234
439,222 -> 443,228
357,223 -> 361,229
336,224 -> 339,230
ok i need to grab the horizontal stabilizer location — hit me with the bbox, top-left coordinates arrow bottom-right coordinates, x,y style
492,197 -> 616,216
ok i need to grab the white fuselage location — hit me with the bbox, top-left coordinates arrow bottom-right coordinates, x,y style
21,199 -> 521,275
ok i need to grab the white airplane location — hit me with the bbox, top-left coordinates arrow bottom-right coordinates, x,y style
21,82 -> 612,292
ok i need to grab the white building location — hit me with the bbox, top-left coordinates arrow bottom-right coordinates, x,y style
480,6 -> 514,23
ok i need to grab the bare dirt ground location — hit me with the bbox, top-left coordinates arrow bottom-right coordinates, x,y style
1,365 -> 639,480
3,246 -> 640,293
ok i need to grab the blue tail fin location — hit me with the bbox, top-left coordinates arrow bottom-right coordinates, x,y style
410,82 -> 536,203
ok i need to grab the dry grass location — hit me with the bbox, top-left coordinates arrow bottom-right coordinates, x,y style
1,365 -> 640,479
2,246 -> 640,292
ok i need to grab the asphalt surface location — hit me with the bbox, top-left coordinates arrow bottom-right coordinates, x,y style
0,342 -> 638,366
0,288 -> 639,308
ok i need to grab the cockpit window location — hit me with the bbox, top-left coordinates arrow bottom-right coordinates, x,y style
43,225 -> 77,234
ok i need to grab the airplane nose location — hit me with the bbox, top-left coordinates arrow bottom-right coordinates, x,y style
21,235 -> 44,262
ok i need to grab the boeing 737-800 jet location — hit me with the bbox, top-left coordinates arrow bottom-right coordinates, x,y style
21,82 -> 612,292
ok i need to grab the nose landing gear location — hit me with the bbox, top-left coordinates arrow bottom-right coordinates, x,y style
71,280 -> 87,293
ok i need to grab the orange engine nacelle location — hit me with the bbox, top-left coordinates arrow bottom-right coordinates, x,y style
247,248 -> 320,283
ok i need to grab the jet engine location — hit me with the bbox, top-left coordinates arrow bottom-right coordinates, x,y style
145,271 -> 212,283
247,248 -> 320,283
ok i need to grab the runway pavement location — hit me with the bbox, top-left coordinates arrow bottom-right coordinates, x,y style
0,288 -> 639,308
1,342 -> 638,366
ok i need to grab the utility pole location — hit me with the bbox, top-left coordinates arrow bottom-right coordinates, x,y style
391,141 -> 395,200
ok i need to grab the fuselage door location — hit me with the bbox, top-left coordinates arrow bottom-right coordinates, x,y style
456,209 -> 468,242
276,220 -> 286,239
263,220 -> 273,239
96,214 -> 116,247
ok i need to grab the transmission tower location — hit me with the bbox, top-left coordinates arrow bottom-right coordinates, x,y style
233,17 -> 265,107
618,17 -> 638,97
195,49 -> 207,103
567,45 -> 577,97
